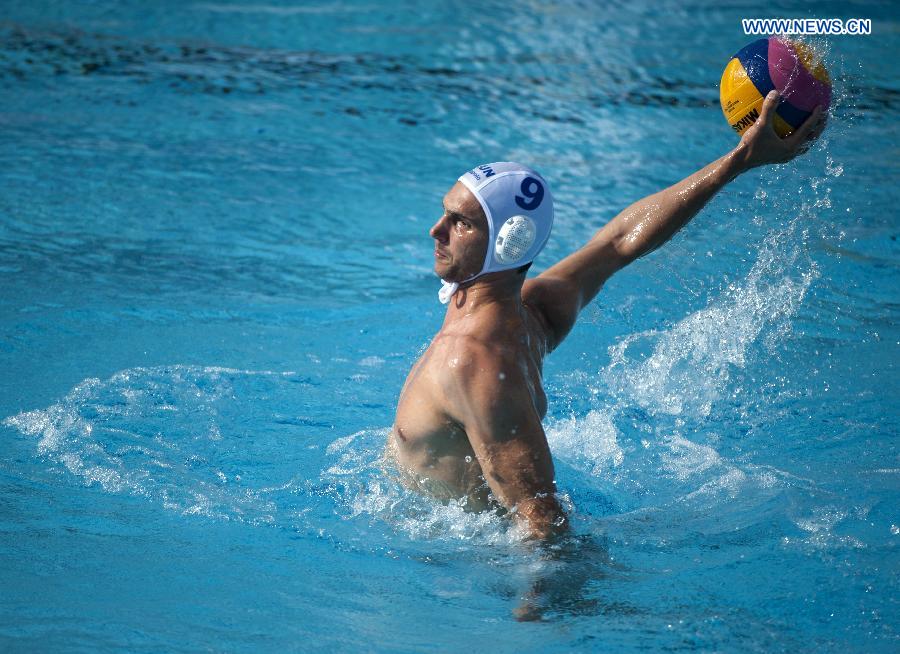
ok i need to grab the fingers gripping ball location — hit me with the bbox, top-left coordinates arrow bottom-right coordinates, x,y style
720,37 -> 831,137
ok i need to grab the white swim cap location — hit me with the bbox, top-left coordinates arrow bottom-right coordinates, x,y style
438,162 -> 554,304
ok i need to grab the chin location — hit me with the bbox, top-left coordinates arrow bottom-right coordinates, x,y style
437,269 -> 465,283
434,263 -> 455,280
436,258 -> 476,282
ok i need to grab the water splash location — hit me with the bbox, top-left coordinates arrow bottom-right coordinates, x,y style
322,206 -> 826,539
2,192 -> 828,546
541,197 -> 826,523
785,505 -> 867,551
4,200 -> 826,551
604,223 -> 818,420
322,429 -> 521,546
3,365 -> 301,524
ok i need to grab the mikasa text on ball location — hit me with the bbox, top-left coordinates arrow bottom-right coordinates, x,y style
720,37 -> 831,138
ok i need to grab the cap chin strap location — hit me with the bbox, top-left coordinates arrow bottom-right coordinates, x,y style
438,269 -> 482,304
438,280 -> 459,304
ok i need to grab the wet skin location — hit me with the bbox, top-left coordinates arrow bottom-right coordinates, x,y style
389,182 -> 555,516
389,92 -> 824,539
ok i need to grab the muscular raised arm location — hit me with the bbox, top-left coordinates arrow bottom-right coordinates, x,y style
525,91 -> 824,348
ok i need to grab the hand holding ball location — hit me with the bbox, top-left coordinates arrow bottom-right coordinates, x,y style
720,37 -> 831,138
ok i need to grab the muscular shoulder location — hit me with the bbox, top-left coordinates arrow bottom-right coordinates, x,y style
437,333 -> 546,456
435,333 -> 525,407
437,333 -> 512,386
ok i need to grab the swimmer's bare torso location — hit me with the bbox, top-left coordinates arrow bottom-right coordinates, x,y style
388,92 -> 823,539
389,285 -> 552,512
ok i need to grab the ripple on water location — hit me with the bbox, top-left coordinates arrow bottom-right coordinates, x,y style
3,365 -> 303,524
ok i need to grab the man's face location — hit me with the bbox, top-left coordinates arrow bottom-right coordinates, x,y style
430,182 -> 489,282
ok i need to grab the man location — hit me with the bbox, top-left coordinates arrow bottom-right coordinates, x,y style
389,91 -> 823,539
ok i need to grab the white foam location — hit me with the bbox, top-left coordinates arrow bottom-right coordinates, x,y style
547,409 -> 624,476
786,506 -> 866,550
604,227 -> 816,420
537,219 -> 821,518
321,428 -> 520,546
3,365 -> 298,525
660,434 -> 724,481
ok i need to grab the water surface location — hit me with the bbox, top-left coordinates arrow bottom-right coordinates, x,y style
1,1 -> 898,651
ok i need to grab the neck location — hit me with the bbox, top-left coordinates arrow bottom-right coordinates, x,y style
444,270 -> 525,318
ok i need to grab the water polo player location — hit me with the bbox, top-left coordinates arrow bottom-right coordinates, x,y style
389,91 -> 824,539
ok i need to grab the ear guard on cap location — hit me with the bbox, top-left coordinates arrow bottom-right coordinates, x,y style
495,215 -> 536,264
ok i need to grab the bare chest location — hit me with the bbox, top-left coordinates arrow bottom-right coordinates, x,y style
389,329 -> 548,494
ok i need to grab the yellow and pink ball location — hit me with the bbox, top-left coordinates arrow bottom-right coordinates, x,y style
720,37 -> 831,137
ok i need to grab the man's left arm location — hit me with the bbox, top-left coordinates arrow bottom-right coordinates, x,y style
526,91 -> 825,347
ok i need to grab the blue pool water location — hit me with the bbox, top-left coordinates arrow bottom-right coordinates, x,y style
1,1 -> 898,651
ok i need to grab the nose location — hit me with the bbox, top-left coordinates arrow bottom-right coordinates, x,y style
430,214 -> 450,243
